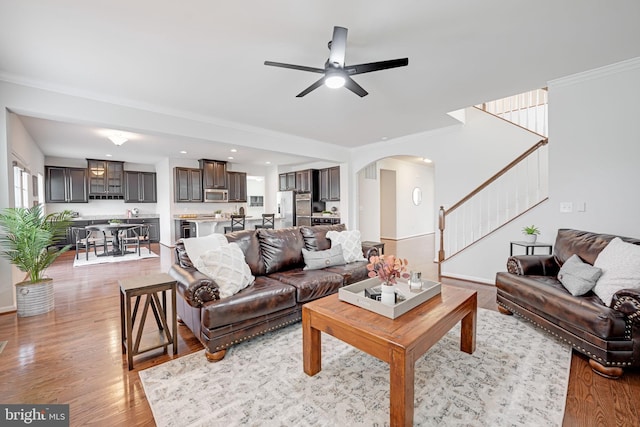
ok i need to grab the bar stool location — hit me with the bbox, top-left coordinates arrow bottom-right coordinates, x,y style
224,215 -> 245,233
254,213 -> 275,229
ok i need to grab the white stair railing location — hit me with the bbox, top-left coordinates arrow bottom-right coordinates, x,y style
477,88 -> 548,137
438,139 -> 549,273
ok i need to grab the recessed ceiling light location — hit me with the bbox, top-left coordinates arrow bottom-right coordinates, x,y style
265,161 -> 271,165
180,150 -> 187,154
228,156 -> 234,160
381,136 -> 388,141
230,149 -> 237,153
423,158 -> 433,164
105,154 -> 112,157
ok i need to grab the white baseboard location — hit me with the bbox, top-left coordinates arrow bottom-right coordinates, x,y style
440,272 -> 495,285
0,305 -> 17,314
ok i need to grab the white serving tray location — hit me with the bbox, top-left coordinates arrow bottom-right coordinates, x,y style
338,277 -> 441,319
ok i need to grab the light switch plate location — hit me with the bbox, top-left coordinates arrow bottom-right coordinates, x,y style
560,202 -> 573,213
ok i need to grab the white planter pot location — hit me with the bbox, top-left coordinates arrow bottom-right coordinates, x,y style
15,278 -> 55,317
523,234 -> 538,244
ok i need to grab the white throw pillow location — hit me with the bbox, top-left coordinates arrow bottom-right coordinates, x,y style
302,244 -> 346,270
593,237 -> 640,306
194,242 -> 255,298
182,233 -> 228,264
557,254 -> 602,296
326,230 -> 366,263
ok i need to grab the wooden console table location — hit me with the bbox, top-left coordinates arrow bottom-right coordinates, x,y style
119,273 -> 178,370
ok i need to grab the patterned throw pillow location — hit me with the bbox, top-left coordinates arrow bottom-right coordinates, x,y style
593,237 -> 640,306
557,254 -> 602,296
326,230 -> 367,263
182,233 -> 229,265
194,243 -> 255,298
302,244 -> 346,270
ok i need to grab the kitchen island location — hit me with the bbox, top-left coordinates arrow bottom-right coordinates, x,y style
174,215 -> 282,238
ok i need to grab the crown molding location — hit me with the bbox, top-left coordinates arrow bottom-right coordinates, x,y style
548,57 -> 640,89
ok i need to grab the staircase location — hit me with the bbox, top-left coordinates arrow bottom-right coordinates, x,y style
476,88 -> 548,137
438,89 -> 549,275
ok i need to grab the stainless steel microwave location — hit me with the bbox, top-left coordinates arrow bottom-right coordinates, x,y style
204,189 -> 228,202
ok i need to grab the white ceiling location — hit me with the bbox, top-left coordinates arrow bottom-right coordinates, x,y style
1,1 -> 640,166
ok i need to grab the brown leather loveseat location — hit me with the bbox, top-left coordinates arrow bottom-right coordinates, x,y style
169,224 -> 378,362
496,229 -> 640,378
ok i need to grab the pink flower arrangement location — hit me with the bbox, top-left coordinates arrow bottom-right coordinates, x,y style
367,254 -> 410,285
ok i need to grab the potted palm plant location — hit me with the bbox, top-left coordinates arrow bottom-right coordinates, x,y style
0,205 -> 72,317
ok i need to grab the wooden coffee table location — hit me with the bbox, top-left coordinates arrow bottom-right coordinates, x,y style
302,285 -> 477,427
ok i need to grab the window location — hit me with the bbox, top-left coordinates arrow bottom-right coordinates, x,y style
249,195 -> 264,207
13,164 -> 32,208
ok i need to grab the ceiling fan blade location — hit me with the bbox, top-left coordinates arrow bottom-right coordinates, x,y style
328,26 -> 348,67
345,58 -> 409,75
344,76 -> 368,97
264,61 -> 324,74
296,77 -> 325,97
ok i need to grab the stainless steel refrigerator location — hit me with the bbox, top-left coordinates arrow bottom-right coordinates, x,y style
276,191 -> 296,227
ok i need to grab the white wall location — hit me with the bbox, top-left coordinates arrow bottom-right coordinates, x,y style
443,58 -> 640,282
0,113 -> 48,312
351,106 -> 539,253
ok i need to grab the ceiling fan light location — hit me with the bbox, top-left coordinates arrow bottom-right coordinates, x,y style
325,74 -> 345,89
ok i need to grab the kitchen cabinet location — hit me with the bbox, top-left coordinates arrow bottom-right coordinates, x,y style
199,159 -> 227,189
124,171 -> 157,203
45,166 -> 88,203
87,159 -> 125,199
278,172 -> 296,191
295,169 -> 318,193
174,167 -> 203,202
319,166 -> 340,201
227,171 -> 247,202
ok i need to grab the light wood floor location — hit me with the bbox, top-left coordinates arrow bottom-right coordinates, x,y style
0,238 -> 638,426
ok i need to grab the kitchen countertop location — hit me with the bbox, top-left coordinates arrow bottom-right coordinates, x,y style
174,214 -> 284,222
72,214 -> 159,221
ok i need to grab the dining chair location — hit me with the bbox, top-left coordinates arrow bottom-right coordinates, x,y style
73,227 -> 106,260
119,225 -> 141,256
136,224 -> 152,254
254,213 -> 275,230
224,215 -> 245,233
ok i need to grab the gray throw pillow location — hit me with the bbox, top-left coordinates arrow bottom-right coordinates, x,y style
302,244 -> 346,270
558,254 -> 603,296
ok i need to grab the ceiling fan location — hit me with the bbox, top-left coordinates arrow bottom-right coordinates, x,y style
264,26 -> 408,98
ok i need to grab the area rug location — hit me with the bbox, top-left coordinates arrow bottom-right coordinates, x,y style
139,308 -> 571,427
72,247 -> 157,267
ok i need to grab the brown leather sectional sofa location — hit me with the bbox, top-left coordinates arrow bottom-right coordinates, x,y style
496,229 -> 640,378
169,224 -> 378,362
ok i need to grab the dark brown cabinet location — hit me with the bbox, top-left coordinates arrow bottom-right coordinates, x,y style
199,159 -> 227,189
295,169 -> 317,193
319,166 -> 340,201
124,171 -> 157,203
174,167 -> 203,202
227,171 -> 247,202
278,172 -> 296,191
45,166 -> 88,203
87,159 -> 125,199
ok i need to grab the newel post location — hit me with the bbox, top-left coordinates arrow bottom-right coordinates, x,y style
438,206 -> 445,279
